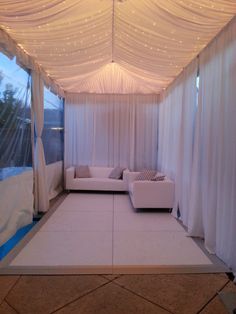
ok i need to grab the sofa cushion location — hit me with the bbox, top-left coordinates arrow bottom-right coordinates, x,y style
89,167 -> 113,178
73,177 -> 126,191
135,170 -> 156,181
109,166 -> 125,179
75,165 -> 91,178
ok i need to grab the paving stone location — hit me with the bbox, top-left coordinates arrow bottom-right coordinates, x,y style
221,280 -> 236,293
6,275 -> 108,314
0,276 -> 19,303
200,296 -> 228,314
200,281 -> 236,314
54,282 -> 170,314
114,273 -> 229,314
101,274 -> 121,281
0,301 -> 17,314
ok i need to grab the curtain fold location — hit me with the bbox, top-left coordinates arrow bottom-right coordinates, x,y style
158,60 -> 198,221
65,94 -> 159,171
31,71 -> 49,213
173,60 -> 198,222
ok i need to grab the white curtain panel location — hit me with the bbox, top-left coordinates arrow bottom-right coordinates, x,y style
159,18 -> 236,272
173,60 -> 198,223
65,94 -> 159,171
31,71 -> 49,213
188,19 -> 236,271
158,77 -> 183,179
158,60 -> 197,220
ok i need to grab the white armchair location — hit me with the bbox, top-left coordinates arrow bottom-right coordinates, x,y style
128,172 -> 175,209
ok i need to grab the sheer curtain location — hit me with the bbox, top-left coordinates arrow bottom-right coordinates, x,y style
31,71 -> 49,213
188,18 -> 236,271
65,94 -> 159,171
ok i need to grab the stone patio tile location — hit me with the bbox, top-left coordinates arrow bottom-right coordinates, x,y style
6,275 -> 108,314
55,282 -> 170,314
199,296 -> 228,314
200,280 -> 236,314
101,274 -> 121,281
0,301 -> 17,314
221,280 -> 236,293
0,276 -> 19,303
114,273 -> 229,314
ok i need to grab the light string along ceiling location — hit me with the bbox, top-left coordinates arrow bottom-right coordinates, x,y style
0,0 -> 235,94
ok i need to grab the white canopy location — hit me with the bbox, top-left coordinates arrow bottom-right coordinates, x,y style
0,0 -> 235,94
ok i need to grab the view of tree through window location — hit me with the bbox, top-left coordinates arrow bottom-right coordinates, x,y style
0,53 -> 32,180
42,87 -> 64,165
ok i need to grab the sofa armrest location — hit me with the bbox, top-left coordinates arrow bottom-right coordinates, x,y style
127,171 -> 140,185
130,178 -> 175,208
122,169 -> 130,189
65,167 -> 75,189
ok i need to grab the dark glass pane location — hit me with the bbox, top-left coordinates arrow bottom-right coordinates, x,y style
42,87 -> 64,164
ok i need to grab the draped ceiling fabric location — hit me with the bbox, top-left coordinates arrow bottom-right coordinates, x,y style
0,0 -> 235,94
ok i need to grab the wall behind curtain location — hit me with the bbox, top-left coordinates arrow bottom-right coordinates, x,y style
65,94 -> 159,171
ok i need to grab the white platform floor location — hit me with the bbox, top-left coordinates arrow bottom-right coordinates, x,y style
7,193 -> 217,273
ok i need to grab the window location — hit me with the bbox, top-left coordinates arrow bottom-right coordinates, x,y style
42,87 -> 64,164
0,53 -> 32,180
196,71 -> 200,108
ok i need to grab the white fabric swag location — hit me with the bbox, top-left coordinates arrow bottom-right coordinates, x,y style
65,94 -> 159,171
0,1 -> 235,94
158,18 -> 236,273
31,71 -> 49,213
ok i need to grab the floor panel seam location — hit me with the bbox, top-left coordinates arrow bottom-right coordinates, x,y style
112,280 -> 175,314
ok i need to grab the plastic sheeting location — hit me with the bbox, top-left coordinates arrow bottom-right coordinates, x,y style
0,52 -> 34,245
46,161 -> 63,200
0,169 -> 33,246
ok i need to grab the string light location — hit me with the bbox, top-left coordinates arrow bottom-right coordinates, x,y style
0,0 -> 233,93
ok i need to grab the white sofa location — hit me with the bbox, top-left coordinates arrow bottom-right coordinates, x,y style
128,172 -> 175,209
65,166 -> 129,191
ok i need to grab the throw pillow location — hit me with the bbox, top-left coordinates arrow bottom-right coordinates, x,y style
75,165 -> 91,178
135,170 -> 157,181
151,172 -> 166,181
109,166 -> 125,179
